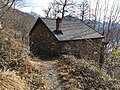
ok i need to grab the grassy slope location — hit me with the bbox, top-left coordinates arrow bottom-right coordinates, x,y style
0,29 -> 46,90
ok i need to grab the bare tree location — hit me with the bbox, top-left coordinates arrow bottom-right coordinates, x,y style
44,0 -> 75,19
77,0 -> 120,68
0,0 -> 16,18
43,6 -> 52,18
93,0 -> 120,68
79,0 -> 89,21
43,2 -> 55,18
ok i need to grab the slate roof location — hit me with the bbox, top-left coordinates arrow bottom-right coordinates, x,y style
41,18 -> 104,41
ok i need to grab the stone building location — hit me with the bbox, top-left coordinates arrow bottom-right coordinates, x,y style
29,17 -> 104,60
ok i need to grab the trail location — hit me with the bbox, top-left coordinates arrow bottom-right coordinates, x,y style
39,60 -> 62,90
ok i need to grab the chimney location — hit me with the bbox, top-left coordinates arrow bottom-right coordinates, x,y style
54,17 -> 63,35
56,17 -> 62,31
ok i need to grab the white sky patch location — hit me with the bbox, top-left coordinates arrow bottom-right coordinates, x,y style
18,0 -> 54,17
28,0 -> 53,7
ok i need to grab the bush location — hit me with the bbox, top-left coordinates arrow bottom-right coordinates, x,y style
56,55 -> 120,90
105,49 -> 120,78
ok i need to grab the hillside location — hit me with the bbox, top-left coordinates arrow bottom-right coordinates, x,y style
1,8 -> 37,44
0,29 -> 46,89
0,29 -> 120,90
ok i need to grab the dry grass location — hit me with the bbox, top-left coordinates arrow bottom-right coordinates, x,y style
56,55 -> 120,90
0,29 -> 45,89
0,70 -> 29,90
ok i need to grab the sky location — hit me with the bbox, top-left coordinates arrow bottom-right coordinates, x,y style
17,0 -> 80,17
17,0 -> 119,18
18,0 -> 56,16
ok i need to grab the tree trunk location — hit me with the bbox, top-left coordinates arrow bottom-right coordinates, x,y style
99,43 -> 105,68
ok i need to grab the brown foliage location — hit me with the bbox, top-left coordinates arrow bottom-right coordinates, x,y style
56,55 -> 120,90
0,29 -> 44,89
0,70 -> 29,90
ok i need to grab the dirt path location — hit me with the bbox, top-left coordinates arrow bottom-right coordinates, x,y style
38,60 -> 62,90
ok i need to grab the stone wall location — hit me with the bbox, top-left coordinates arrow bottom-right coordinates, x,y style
29,19 -> 59,57
60,39 -> 102,60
